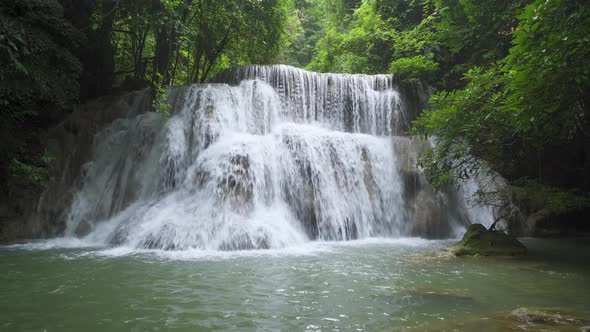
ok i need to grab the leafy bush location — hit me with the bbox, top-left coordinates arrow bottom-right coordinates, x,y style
307,1 -> 393,74
389,55 -> 438,82
414,66 -> 511,187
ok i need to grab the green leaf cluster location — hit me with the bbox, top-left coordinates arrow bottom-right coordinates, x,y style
306,0 -> 393,74
9,158 -> 50,188
389,56 -> 438,83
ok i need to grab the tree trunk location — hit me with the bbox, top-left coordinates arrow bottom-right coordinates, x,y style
153,25 -> 173,85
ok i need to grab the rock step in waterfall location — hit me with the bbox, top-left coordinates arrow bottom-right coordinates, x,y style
56,65 -> 477,250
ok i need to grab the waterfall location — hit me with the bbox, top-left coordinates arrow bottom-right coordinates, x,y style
61,65 -> 469,250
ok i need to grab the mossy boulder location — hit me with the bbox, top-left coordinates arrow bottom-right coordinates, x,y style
451,224 -> 527,256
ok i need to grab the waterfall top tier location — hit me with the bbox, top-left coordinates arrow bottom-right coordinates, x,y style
212,65 -> 405,136
213,65 -> 395,89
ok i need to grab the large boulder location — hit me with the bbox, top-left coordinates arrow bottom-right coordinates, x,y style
451,224 -> 527,256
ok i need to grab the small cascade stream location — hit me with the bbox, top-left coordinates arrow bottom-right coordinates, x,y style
57,65 -> 480,250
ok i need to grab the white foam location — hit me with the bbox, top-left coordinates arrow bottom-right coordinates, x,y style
5,237 -> 104,251
1,236 -> 446,263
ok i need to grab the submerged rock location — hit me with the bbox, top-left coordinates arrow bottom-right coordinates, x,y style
511,307 -> 585,325
451,224 -> 527,256
397,309 -> 590,332
403,287 -> 475,304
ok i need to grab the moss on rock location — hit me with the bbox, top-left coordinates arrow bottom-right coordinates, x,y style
451,224 -> 527,256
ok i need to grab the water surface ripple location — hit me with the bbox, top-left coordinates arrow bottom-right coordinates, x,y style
1,238 -> 589,331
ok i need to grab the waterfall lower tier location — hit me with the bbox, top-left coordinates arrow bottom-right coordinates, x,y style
48,66 -> 473,250
83,123 -> 404,250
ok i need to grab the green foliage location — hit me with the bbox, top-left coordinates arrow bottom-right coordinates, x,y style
502,0 -> 590,136
511,179 -> 590,216
390,10 -> 439,60
414,66 -> 511,186
414,0 -> 590,189
433,0 -> 529,88
389,56 -> 438,82
8,152 -> 53,188
301,0 -> 441,75
307,1 -> 393,74
150,73 -> 172,119
0,0 -> 82,131
435,0 -> 523,58
376,0 -> 435,31
306,28 -> 344,72
115,0 -> 291,107
284,0 -> 330,67
109,0 -> 289,85
325,0 -> 363,29
299,0 -> 528,82
0,0 -> 82,189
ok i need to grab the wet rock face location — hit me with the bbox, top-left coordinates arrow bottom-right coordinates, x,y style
218,233 -> 271,251
393,137 -> 470,238
451,224 -> 527,256
219,154 -> 255,211
141,224 -> 179,250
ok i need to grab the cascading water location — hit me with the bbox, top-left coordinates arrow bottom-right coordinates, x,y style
61,65 -> 470,250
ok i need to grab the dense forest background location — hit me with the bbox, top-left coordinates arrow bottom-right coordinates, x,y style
1,0 -> 589,229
